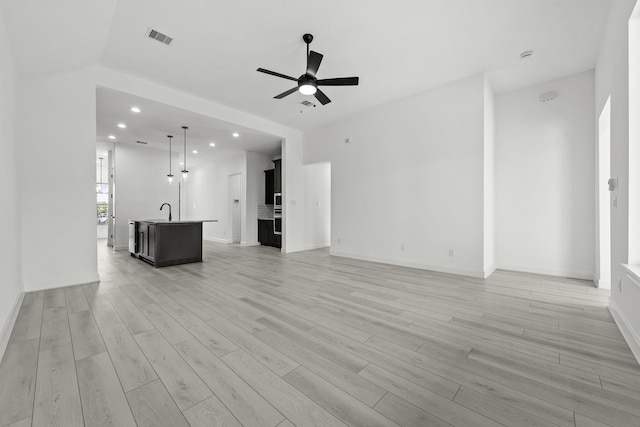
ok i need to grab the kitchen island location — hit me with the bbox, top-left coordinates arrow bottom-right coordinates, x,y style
128,220 -> 216,267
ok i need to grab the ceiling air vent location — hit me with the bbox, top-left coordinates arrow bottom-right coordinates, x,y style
540,91 -> 557,103
136,140 -> 148,145
145,28 -> 173,46
301,100 -> 315,107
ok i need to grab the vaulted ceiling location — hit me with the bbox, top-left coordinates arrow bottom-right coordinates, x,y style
2,0 -> 612,133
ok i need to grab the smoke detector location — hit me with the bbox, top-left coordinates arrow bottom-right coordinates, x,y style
145,28 -> 173,46
540,91 -> 557,102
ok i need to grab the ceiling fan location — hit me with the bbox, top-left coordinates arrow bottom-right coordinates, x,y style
257,33 -> 359,105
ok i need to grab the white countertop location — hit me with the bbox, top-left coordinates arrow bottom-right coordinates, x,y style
131,219 -> 218,224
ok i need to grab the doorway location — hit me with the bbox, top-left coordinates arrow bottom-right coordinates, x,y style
303,162 -> 331,249
229,173 -> 242,244
232,199 -> 241,243
597,96 -> 611,289
96,152 -> 109,241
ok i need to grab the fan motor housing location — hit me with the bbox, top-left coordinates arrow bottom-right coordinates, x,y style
299,75 -> 317,87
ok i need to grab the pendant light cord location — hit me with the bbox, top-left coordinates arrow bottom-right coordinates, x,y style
182,126 -> 188,174
168,135 -> 173,175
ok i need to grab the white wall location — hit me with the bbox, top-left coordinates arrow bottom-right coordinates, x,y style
247,151 -> 275,246
282,135 -> 306,253
629,6 -> 640,265
303,162 -> 331,250
186,151 -> 276,247
0,6 -> 23,358
185,151 -> 245,243
113,144 -> 180,249
305,74 -> 487,277
483,78 -> 496,277
596,97 -> 611,288
18,67 -> 99,291
596,0 -> 640,363
495,71 -> 596,279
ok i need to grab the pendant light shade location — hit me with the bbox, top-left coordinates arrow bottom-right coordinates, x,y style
167,135 -> 174,184
181,126 -> 189,180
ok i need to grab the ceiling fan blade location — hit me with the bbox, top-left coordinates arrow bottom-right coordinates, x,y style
257,68 -> 298,82
307,51 -> 323,76
274,87 -> 299,99
314,89 -> 331,105
317,76 -> 359,86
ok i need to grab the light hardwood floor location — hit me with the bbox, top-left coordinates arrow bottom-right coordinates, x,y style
1,241 -> 639,426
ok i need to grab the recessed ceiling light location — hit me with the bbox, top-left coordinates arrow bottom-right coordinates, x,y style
232,132 -> 239,138
209,142 -> 215,147
179,162 -> 184,165
108,135 -> 116,140
130,107 -> 141,113
192,150 -> 198,154
117,123 -> 127,128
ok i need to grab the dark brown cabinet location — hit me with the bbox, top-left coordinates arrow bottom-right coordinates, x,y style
273,159 -> 282,194
131,221 -> 203,267
264,169 -> 275,204
258,219 -> 270,244
258,219 -> 281,248
264,159 -> 282,204
137,222 -> 151,258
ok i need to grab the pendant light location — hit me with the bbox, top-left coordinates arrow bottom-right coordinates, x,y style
96,157 -> 104,193
181,126 -> 189,180
167,135 -> 174,184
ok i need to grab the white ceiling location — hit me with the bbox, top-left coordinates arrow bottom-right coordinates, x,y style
96,87 -> 282,166
2,0 -> 612,134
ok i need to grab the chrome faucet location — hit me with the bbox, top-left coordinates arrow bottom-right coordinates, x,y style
160,203 -> 172,221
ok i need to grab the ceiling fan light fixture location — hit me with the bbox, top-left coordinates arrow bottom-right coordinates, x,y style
257,33 -> 359,106
299,83 -> 317,95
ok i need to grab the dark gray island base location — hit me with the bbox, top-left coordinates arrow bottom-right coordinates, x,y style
129,220 -> 213,267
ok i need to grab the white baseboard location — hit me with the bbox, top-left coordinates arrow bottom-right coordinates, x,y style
283,243 -> 330,254
114,245 -> 129,251
24,275 -> 100,292
0,291 -> 24,363
609,299 -> 640,366
292,243 -> 330,252
241,242 -> 260,247
329,250 -> 485,278
496,263 -> 593,281
204,237 -> 230,244
305,243 -> 331,251
483,264 -> 497,279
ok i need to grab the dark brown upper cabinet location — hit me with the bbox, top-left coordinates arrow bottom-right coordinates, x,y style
273,159 -> 282,194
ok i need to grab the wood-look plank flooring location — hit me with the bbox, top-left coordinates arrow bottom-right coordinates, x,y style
1,241 -> 639,426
